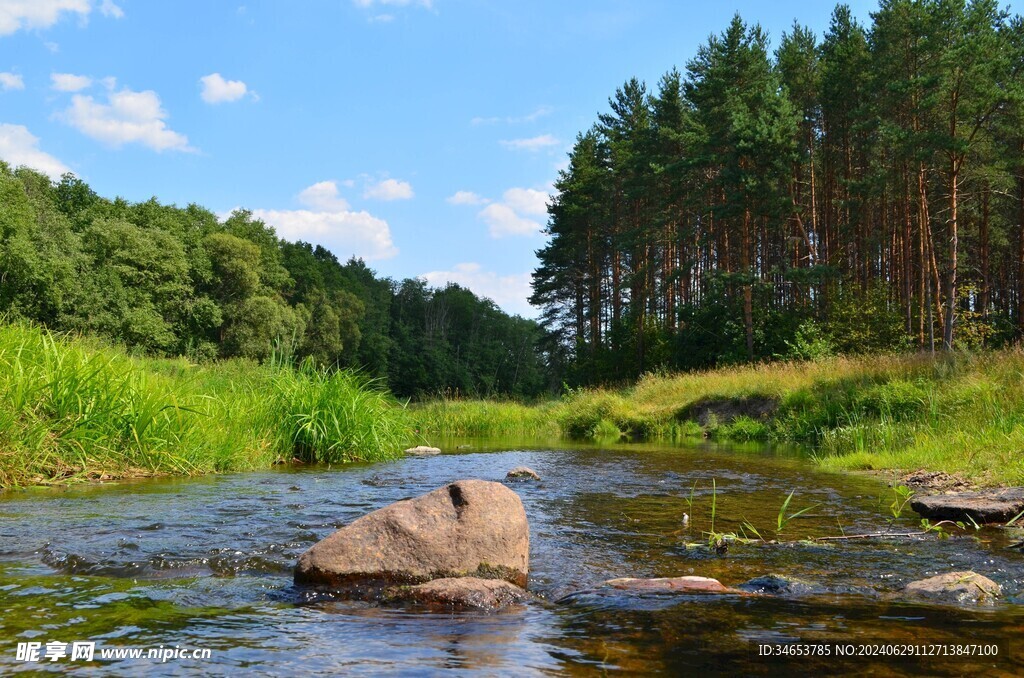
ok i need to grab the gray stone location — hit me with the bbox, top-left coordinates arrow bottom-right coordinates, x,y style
295,480 -> 529,591
738,574 -> 822,596
389,577 -> 529,610
910,487 -> 1024,524
506,466 -> 541,481
904,571 -> 1001,605
404,445 -> 442,456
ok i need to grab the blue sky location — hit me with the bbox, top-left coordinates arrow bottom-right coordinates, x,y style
0,0 -> 879,316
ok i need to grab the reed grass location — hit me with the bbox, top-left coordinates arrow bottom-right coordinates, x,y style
0,323 -> 412,486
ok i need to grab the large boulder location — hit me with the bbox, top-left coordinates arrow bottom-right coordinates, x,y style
910,487 -> 1024,524
388,577 -> 529,611
294,480 -> 529,591
904,571 -> 1000,606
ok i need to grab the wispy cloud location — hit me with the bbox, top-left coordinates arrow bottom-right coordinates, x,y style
0,0 -> 123,36
0,72 -> 24,91
446,190 -> 489,206
499,134 -> 559,152
471,106 -> 552,126
99,0 -> 123,18
364,177 -> 413,201
51,72 -> 92,92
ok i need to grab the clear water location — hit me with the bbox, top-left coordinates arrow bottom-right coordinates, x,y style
1,440 -> 1022,675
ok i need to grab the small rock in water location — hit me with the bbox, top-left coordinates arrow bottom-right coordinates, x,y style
903,571 -> 1000,606
404,445 -> 442,456
388,577 -> 529,611
738,574 -> 821,597
506,466 -> 541,481
910,487 -> 1024,524
601,576 -> 738,594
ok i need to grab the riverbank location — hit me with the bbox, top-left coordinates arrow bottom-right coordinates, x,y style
5,321 -> 1022,488
412,352 -> 1024,486
0,323 -> 410,487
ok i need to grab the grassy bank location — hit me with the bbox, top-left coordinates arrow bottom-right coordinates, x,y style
0,323 -> 412,487
412,352 -> 1024,486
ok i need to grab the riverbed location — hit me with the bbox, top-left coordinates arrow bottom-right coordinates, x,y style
1,440 -> 1022,674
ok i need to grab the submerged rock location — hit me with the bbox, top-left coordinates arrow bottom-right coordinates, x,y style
388,577 -> 529,611
738,574 -> 822,597
506,466 -> 541,481
404,445 -> 442,456
904,571 -> 1000,606
601,576 -> 737,594
557,575 -> 744,604
294,480 -> 529,591
910,487 -> 1024,524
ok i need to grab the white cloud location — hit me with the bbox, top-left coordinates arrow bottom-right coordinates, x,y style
51,72 -> 92,91
499,134 -> 560,152
0,123 -> 70,178
60,87 -> 194,152
98,0 -> 122,18
364,177 -> 413,201
0,0 -> 90,36
471,106 -> 552,126
479,203 -> 542,238
252,208 -> 398,261
452,186 -> 549,237
421,263 -> 534,317
501,187 -> 548,216
298,180 -> 350,211
0,72 -> 24,90
353,0 -> 433,8
199,73 -> 248,104
497,134 -> 561,152
446,190 -> 489,206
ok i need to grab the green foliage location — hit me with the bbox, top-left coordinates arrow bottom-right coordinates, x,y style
783,320 -> 835,361
0,163 -> 546,400
270,361 -> 409,464
0,323 -> 413,486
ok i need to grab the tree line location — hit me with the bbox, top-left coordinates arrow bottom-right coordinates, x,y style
532,1 -> 1024,384
0,163 -> 547,399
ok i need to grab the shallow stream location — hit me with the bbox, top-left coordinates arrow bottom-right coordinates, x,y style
1,440 -> 1022,675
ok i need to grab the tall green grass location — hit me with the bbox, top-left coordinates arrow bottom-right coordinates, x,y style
411,399 -> 560,438
0,323 -> 412,486
410,351 -> 1024,486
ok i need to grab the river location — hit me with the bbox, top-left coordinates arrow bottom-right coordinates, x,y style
1,440 -> 1022,675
